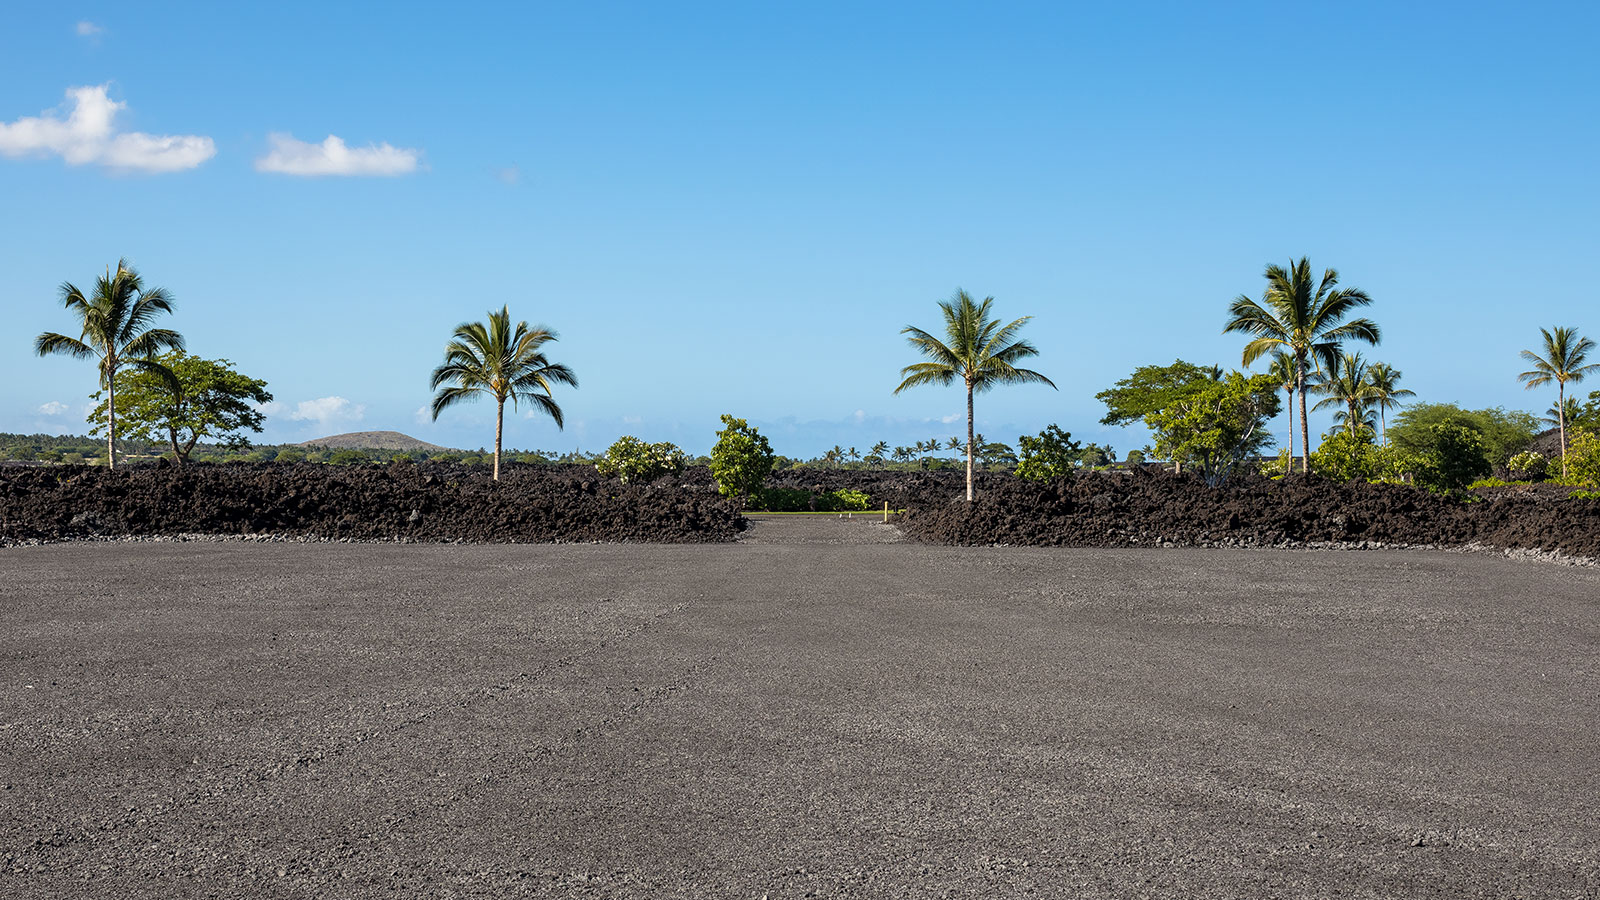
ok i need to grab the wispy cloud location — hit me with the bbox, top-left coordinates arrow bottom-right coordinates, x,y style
261,396 -> 366,428
38,401 -> 68,415
414,405 -> 432,426
0,85 -> 214,173
494,164 -> 520,185
255,133 -> 421,177
75,21 -> 104,38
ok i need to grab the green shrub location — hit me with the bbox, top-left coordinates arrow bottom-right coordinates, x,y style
1467,477 -> 1522,490
328,449 -> 368,466
709,414 -> 775,507
274,447 -> 306,464
757,487 -> 814,512
815,488 -> 871,512
595,436 -> 687,483
61,452 -> 85,465
1565,429 -> 1600,488
1014,424 -> 1082,481
1507,450 -> 1547,481
1413,424 -> 1492,493
1568,489 -> 1600,501
1310,432 -> 1379,482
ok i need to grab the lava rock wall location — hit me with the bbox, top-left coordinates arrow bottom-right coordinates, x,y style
0,462 -> 745,545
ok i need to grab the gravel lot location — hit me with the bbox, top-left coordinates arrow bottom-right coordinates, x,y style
2,517 -> 1597,898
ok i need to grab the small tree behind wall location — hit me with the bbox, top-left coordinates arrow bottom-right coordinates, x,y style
709,414 -> 775,508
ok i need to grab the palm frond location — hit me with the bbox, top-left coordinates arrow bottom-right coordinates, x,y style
35,332 -> 95,360
430,385 -> 482,419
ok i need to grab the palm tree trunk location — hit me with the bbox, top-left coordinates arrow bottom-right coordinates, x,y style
965,380 -> 975,503
494,397 -> 504,481
169,424 -> 183,465
1380,409 -> 1388,447
106,370 -> 117,470
1297,363 -> 1310,476
1558,383 -> 1567,479
1286,388 -> 1294,474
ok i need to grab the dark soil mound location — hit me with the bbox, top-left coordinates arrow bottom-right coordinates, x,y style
0,462 -> 745,545
899,468 -> 1600,557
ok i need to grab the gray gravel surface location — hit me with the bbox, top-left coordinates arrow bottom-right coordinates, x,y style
2,517 -> 1597,898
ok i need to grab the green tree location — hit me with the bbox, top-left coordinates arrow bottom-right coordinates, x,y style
1311,351 -> 1379,439
868,440 -> 890,468
1518,326 -> 1598,478
1364,361 -> 1414,446
1014,424 -> 1084,481
1388,403 -> 1539,472
429,305 -> 577,480
1413,424 -> 1491,493
86,351 -> 271,464
895,290 -> 1055,501
1095,359 -> 1222,426
1310,430 -> 1380,482
1223,258 -> 1380,475
34,259 -> 185,469
709,414 -> 775,507
1145,372 -> 1282,486
1565,429 -> 1600,488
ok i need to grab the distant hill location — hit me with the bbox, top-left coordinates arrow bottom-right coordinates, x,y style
297,431 -> 450,452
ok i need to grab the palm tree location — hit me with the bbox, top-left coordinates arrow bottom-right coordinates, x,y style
430,305 -> 577,480
35,259 -> 185,469
1364,361 -> 1414,446
1265,350 -> 1298,473
1311,351 -> 1379,440
1545,396 -> 1582,430
895,290 -> 1055,501
1223,258 -> 1380,474
870,440 -> 889,466
1519,326 -> 1598,478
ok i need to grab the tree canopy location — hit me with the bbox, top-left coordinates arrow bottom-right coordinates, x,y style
1095,360 -> 1221,427
86,351 -> 271,463
1145,372 -> 1281,486
1388,403 -> 1540,471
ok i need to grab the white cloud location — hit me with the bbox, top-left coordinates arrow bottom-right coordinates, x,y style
255,133 -> 420,177
494,165 -> 520,185
939,413 -> 961,424
38,401 -> 68,415
0,85 -> 213,173
263,396 -> 366,428
75,21 -> 104,37
290,396 -> 365,425
414,405 -> 432,425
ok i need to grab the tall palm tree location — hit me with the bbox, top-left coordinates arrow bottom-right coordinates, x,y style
870,440 -> 889,466
1265,350 -> 1298,473
895,290 -> 1055,501
430,305 -> 577,480
1519,326 -> 1598,478
35,259 -> 185,469
1223,258 -> 1380,473
1364,361 -> 1414,446
1311,351 -> 1379,440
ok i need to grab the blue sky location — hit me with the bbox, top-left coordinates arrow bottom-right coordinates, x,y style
3,2 -> 1597,457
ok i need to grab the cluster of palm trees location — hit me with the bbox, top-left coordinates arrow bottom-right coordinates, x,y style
1264,350 -> 1413,450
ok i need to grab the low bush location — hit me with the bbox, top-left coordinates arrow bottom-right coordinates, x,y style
1569,489 -> 1600,501
596,436 -> 687,484
1507,450 -> 1547,481
816,488 -> 871,512
758,487 -> 815,511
